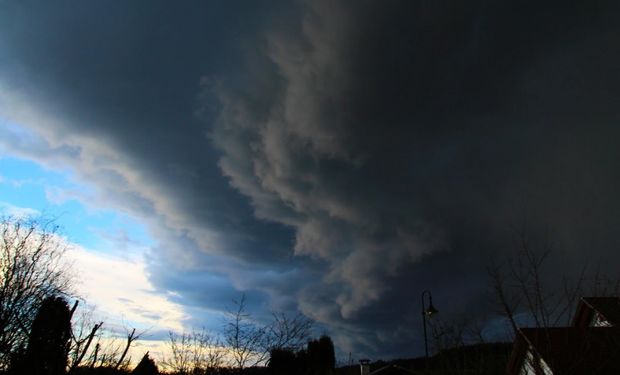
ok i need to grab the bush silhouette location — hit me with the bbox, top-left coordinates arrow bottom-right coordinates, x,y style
16,296 -> 73,375
131,352 -> 159,375
268,348 -> 298,375
307,335 -> 335,375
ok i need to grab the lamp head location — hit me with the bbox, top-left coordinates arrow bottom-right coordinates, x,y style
425,303 -> 438,317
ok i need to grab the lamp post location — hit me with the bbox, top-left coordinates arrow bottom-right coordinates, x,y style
421,290 -> 438,360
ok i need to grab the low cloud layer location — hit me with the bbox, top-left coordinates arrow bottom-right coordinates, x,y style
1,0 -> 620,358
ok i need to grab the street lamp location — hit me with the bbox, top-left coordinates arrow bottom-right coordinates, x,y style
421,290 -> 438,360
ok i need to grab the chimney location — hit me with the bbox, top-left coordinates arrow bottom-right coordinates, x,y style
360,359 -> 370,375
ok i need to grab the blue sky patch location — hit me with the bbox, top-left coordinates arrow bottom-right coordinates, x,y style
0,155 -> 154,252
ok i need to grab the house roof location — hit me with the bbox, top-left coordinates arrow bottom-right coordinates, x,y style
505,327 -> 620,375
573,297 -> 620,328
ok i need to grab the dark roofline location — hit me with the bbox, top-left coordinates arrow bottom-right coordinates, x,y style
506,326 -> 620,375
573,297 -> 596,327
573,296 -> 620,327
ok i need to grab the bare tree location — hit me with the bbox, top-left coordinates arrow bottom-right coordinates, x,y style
66,303 -> 150,372
162,331 -> 192,374
488,230 -> 619,334
67,302 -> 103,372
428,316 -> 468,353
224,294 -> 268,369
487,259 -> 521,336
266,312 -> 313,352
78,324 -> 144,371
92,335 -> 124,369
223,294 -> 314,369
0,217 -> 74,369
114,327 -> 141,370
93,336 -> 123,369
587,265 -> 620,297
427,312 -> 490,354
162,329 -> 225,374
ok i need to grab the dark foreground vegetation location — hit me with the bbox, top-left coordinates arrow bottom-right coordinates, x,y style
0,289 -> 337,375
0,217 -> 337,375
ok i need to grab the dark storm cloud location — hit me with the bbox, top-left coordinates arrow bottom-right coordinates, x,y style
0,0 -> 300,335
0,1 -> 308,265
212,0 -> 620,356
1,0 -> 620,359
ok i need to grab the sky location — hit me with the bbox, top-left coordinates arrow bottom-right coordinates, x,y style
1,0 -> 620,361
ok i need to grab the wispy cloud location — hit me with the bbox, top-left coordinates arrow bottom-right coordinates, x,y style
0,201 -> 40,218
68,245 -> 187,333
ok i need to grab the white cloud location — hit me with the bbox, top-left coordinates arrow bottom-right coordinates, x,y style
68,245 -> 187,333
0,201 -> 41,218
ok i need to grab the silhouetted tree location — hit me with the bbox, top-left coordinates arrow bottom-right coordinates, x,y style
306,335 -> 335,375
266,312 -> 313,353
162,329 -> 225,374
224,294 -> 313,369
0,217 -> 73,369
488,230 -> 620,335
131,352 -> 158,375
16,296 -> 73,375
81,324 -> 143,370
268,348 -> 297,375
113,328 -> 138,370
224,294 -> 268,369
68,311 -> 103,372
